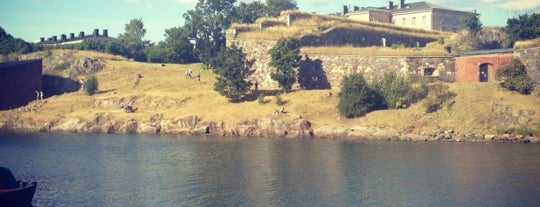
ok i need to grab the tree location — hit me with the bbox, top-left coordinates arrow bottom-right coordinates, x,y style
118,18 -> 150,61
269,37 -> 302,92
464,12 -> 482,34
338,74 -> 381,118
183,0 -> 236,66
266,0 -> 298,17
0,26 -> 33,55
505,13 -> 540,44
496,58 -> 533,94
85,76 -> 99,95
163,26 -> 196,63
234,1 -> 268,24
213,45 -> 255,101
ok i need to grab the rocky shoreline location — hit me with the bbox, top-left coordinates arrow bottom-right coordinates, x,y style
1,113 -> 537,144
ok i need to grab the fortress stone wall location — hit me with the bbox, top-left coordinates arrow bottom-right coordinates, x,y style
227,37 -> 455,89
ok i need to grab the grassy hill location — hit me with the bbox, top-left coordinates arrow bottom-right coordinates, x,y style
1,50 -> 539,138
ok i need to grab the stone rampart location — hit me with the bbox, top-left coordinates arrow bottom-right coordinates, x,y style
228,37 -> 454,89
515,47 -> 540,84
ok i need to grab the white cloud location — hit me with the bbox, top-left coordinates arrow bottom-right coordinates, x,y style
495,0 -> 540,10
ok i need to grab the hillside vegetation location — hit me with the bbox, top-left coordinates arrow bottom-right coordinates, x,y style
1,50 -> 539,138
231,10 -> 451,41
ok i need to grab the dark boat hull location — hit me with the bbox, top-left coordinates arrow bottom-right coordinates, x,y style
0,181 -> 37,206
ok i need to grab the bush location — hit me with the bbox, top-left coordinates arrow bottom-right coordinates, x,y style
423,83 -> 456,113
338,74 -> 382,118
496,126 -> 539,137
85,76 -> 99,95
373,72 -> 427,109
496,59 -> 533,94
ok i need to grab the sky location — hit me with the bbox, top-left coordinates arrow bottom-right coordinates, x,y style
0,0 -> 538,43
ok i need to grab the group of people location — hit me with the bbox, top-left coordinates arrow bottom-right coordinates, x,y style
35,90 -> 44,100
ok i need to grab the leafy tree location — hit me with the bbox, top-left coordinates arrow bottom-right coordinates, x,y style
269,37 -> 302,92
234,1 -> 268,23
505,13 -> 540,44
162,26 -> 196,63
118,18 -> 150,61
338,74 -> 381,118
183,0 -> 236,66
266,0 -> 298,17
496,58 -> 533,94
213,45 -> 255,101
464,12 -> 482,34
85,76 -> 99,95
145,42 -> 168,63
0,26 -> 33,55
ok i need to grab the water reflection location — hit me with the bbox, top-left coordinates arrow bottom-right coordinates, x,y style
1,133 -> 540,206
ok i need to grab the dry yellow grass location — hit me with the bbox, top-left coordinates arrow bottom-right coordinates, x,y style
514,38 -> 540,50
1,50 -> 539,135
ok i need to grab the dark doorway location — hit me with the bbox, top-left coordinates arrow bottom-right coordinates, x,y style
479,63 -> 489,82
424,68 -> 435,76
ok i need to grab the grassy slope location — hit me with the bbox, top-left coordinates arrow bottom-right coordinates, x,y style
2,50 -> 539,135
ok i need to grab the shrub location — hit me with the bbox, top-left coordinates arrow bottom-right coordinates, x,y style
85,76 -> 99,95
423,83 -> 456,113
496,59 -> 533,94
338,74 -> 382,118
496,126 -> 539,137
373,72 -> 427,109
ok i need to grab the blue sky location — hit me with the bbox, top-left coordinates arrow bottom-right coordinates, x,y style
1,0 -> 538,43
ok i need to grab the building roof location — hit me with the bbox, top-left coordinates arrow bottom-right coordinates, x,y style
452,48 -> 514,57
0,59 -> 42,71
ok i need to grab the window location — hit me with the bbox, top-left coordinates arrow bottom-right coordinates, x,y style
412,17 -> 416,25
402,18 -> 406,25
422,16 -> 426,25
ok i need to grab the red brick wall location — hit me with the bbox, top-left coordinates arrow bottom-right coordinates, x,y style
455,53 -> 514,82
0,59 -> 42,110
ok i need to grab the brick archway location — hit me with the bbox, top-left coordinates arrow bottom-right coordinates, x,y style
479,63 -> 491,82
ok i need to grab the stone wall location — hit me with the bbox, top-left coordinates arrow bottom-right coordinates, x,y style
301,27 -> 436,48
0,59 -> 42,110
515,47 -> 540,84
228,37 -> 454,89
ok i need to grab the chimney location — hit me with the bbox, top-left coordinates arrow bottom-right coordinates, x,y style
102,29 -> 108,37
70,33 -> 75,39
52,35 -> 57,42
398,0 -> 405,9
354,6 -> 360,11
79,31 -> 85,38
60,34 -> 67,41
387,1 -> 394,9
40,37 -> 45,42
93,29 -> 99,37
342,5 -> 349,16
